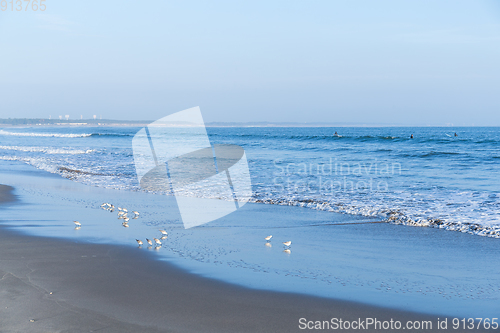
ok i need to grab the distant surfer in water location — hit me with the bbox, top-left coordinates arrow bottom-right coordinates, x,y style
334,131 -> 339,137
454,133 -> 458,137
410,134 -> 413,139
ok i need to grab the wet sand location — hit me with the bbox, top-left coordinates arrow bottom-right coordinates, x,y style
0,227 -> 451,333
0,185 -> 461,333
0,184 -> 16,203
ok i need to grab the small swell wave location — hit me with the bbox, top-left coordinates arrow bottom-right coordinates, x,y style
0,130 -> 134,139
287,134 -> 403,142
385,211 -> 500,239
58,167 -> 110,176
212,133 -> 406,142
89,133 -> 133,138
249,196 -> 500,239
0,145 -> 93,155
0,130 -> 92,138
355,135 -> 400,141
214,132 -> 499,145
58,167 -> 131,178
398,151 -> 461,158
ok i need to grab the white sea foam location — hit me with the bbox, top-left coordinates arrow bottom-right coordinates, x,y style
0,145 -> 93,154
0,156 -> 18,161
1,126 -> 498,241
0,130 -> 92,138
249,193 -> 500,239
5,149 -> 500,239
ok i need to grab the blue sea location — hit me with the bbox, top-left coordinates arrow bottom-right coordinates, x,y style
1,126 -> 499,236
0,125 -> 499,317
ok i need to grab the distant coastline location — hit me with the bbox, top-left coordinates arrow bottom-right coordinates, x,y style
0,118 -> 150,127
0,118 -> 491,127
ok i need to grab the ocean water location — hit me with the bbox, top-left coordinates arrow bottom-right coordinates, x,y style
0,126 -> 499,237
0,125 -> 499,317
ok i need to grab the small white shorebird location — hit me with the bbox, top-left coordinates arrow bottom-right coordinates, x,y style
265,235 -> 272,241
132,211 -> 139,216
282,241 -> 292,247
136,239 -> 143,246
122,208 -> 128,213
159,230 -> 168,236
118,207 -> 123,211
118,211 -> 125,217
73,221 -> 81,227
122,222 -> 129,228
146,238 -> 153,246
123,217 -> 130,222
153,238 -> 162,246
160,235 -> 168,240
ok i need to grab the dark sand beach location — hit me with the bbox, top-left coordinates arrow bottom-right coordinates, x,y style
0,185 -> 16,203
0,184 -> 465,333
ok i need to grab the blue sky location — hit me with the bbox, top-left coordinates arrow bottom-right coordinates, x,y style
0,0 -> 499,125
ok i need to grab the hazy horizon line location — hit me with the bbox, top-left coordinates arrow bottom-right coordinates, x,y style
0,118 -> 496,128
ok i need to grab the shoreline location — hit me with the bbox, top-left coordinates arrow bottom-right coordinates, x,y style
0,163 -> 499,332
0,184 -> 459,332
0,225 -> 448,333
2,153 -> 499,241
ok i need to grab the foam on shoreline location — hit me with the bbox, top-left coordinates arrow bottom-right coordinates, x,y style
0,189 -> 444,333
251,197 -> 500,239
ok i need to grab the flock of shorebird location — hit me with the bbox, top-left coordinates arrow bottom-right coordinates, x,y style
74,205 -> 292,253
73,203 -> 166,250
98,203 -> 141,228
137,229 -> 169,250
264,235 -> 292,253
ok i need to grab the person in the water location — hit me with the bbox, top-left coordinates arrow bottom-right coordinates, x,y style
334,131 -> 339,137
454,133 -> 458,137
410,134 -> 413,139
